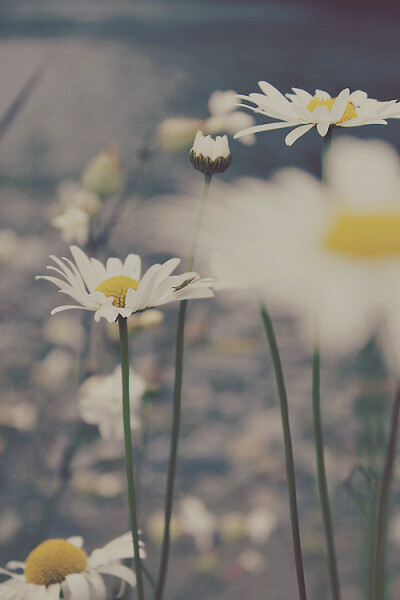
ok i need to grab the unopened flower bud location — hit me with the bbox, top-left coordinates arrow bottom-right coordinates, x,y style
82,145 -> 124,199
189,131 -> 231,176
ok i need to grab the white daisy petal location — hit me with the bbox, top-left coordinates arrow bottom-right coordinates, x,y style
285,124 -> 314,146
95,564 -> 136,587
67,537 -> 84,548
85,573 -> 107,600
33,587 -> 52,600
5,562 -> 25,571
314,89 -> 331,99
310,105 -> 331,122
44,583 -> 61,600
106,257 -> 124,277
234,121 -> 299,139
290,104 -> 313,121
290,87 -> 314,103
329,88 -> 350,122
69,246 -> 98,291
0,582 -> 36,599
123,254 -> 141,278
64,574 -> 91,600
316,121 -> 330,137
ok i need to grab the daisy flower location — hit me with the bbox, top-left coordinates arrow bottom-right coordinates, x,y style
145,137 -> 400,364
0,532 -> 145,599
78,365 -> 146,441
234,81 -> 400,145
36,246 -> 214,323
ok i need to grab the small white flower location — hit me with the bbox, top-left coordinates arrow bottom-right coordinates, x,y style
0,532 -> 145,599
78,365 -> 146,441
204,90 -> 256,145
179,496 -> 218,552
190,131 -> 231,175
36,246 -> 215,323
57,181 -> 100,216
235,81 -> 400,145
52,206 -> 90,245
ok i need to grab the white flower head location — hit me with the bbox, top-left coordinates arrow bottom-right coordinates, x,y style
204,90 -> 256,145
179,496 -> 218,552
57,181 -> 100,216
52,206 -> 90,246
148,137 -> 400,366
36,246 -> 214,323
189,131 -> 232,175
0,532 -> 145,599
79,365 -> 146,441
235,81 -> 400,145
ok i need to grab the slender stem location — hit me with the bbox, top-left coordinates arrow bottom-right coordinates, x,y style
312,344 -> 341,600
374,388 -> 400,600
154,299 -> 188,600
118,316 -> 145,600
154,173 -> 212,600
321,127 -> 333,183
367,486 -> 379,600
187,173 -> 212,271
142,564 -> 157,594
260,304 -> 308,600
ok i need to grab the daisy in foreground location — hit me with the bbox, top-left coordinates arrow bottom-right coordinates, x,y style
147,137 -> 400,362
234,81 -> 400,145
36,246 -> 214,323
0,532 -> 145,599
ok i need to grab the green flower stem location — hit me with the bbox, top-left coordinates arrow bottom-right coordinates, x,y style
187,173 -> 212,271
261,304 -> 308,600
374,388 -> 400,600
154,299 -> 188,600
321,127 -> 333,183
118,315 -> 145,600
312,344 -> 341,600
154,173 -> 212,600
314,131 -> 341,600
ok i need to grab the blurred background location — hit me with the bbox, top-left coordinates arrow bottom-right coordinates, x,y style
0,1 -> 400,599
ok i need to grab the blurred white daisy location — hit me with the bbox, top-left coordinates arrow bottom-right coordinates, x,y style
56,181 -> 100,216
214,138 -> 400,359
0,532 -> 145,599
52,206 -> 90,246
156,89 -> 255,152
78,365 -> 146,441
146,137 -> 400,364
179,496 -> 218,552
50,181 -> 100,245
235,81 -> 400,145
204,89 -> 256,145
36,246 -> 214,323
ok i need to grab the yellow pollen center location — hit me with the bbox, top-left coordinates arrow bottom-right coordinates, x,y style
95,275 -> 139,308
306,96 -> 358,123
25,539 -> 87,585
324,212 -> 400,258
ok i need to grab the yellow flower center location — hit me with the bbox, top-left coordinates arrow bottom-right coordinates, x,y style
306,97 -> 358,123
95,275 -> 139,308
25,539 -> 87,585
324,212 -> 400,258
